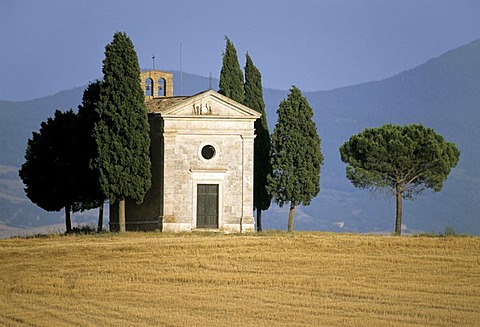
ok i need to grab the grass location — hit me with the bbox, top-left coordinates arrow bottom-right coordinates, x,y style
0,232 -> 479,326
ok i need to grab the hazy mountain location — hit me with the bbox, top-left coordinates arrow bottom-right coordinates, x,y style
1,40 -> 479,236
274,39 -> 480,235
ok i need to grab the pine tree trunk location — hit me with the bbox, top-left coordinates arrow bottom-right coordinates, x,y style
256,209 -> 263,232
119,197 -> 126,232
287,203 -> 295,233
395,184 -> 402,236
97,200 -> 104,233
65,205 -> 72,233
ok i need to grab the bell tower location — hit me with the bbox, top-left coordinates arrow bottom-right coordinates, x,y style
140,70 -> 173,99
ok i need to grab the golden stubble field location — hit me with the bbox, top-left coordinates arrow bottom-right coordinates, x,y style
0,232 -> 479,326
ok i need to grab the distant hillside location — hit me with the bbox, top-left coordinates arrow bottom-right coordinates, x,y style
0,88 -> 85,231
281,39 -> 480,234
1,40 -> 479,235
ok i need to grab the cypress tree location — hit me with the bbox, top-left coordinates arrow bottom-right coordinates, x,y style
93,32 -> 152,232
77,81 -> 106,232
244,52 -> 271,231
218,36 -> 245,103
267,86 -> 324,232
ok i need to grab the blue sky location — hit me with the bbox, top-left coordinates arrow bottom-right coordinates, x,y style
1,0 -> 480,101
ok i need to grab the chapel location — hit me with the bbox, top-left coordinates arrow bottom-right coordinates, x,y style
109,70 -> 260,232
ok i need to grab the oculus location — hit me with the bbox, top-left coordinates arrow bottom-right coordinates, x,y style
201,145 -> 216,160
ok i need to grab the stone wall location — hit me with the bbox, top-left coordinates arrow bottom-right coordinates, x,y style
140,70 -> 173,98
109,115 -> 164,231
161,115 -> 255,233
110,89 -> 259,233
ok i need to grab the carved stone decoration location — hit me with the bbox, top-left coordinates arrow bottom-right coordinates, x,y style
193,103 -> 201,115
205,101 -> 212,114
192,101 -> 213,115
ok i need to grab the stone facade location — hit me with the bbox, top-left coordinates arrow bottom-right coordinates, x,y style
140,70 -> 173,98
110,70 -> 260,233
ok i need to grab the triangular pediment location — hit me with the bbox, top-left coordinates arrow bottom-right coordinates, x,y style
153,90 -> 261,119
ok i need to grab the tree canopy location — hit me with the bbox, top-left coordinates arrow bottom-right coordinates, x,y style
77,81 -> 107,231
339,124 -> 460,235
93,32 -> 152,232
244,52 -> 271,231
218,36 -> 245,103
19,110 -> 79,232
267,86 -> 324,232
77,81 -> 105,207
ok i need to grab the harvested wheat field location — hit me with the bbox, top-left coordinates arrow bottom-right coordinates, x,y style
0,232 -> 479,326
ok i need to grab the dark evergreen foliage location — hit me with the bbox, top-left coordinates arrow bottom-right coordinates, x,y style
339,124 -> 460,235
93,32 -> 152,206
218,36 -> 245,103
77,81 -> 105,209
244,52 -> 271,231
19,110 -> 79,232
77,81 -> 107,231
267,86 -> 324,232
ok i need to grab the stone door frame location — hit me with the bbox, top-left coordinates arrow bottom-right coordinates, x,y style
190,169 -> 226,230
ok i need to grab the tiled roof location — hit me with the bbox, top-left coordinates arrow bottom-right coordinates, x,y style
146,96 -> 190,113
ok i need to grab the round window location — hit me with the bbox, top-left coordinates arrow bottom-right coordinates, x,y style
201,145 -> 216,160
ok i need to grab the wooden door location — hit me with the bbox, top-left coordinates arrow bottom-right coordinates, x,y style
197,184 -> 219,228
